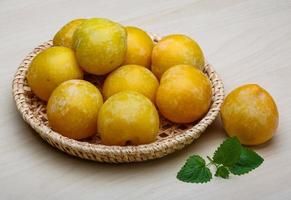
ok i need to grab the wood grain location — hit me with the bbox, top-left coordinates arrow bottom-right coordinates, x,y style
0,0 -> 291,199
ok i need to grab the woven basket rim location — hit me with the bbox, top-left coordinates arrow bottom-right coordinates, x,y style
12,37 -> 224,163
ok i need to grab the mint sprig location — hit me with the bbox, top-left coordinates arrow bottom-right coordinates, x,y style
215,166 -> 229,179
213,137 -> 241,166
177,155 -> 212,183
176,137 -> 264,183
228,147 -> 264,175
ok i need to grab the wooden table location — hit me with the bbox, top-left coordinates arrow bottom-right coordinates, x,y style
1,0 -> 290,199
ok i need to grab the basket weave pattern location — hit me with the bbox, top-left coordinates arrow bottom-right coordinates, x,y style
12,37 -> 224,163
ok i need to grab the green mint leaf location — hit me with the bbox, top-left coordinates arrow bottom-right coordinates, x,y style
215,166 -> 230,179
229,147 -> 264,175
177,155 -> 212,183
213,137 -> 241,166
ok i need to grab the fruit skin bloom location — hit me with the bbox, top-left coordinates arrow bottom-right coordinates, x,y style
73,18 -> 127,75
102,64 -> 159,102
151,34 -> 204,79
123,26 -> 154,68
98,91 -> 159,146
47,80 -> 103,140
156,65 -> 212,123
27,46 -> 83,101
53,19 -> 85,48
220,84 -> 279,145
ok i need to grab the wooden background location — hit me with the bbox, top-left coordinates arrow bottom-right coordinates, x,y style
1,0 -> 291,199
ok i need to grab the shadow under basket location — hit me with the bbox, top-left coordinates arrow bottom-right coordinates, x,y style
12,36 -> 225,163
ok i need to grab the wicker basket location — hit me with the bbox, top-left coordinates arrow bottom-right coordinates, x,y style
12,36 -> 224,163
